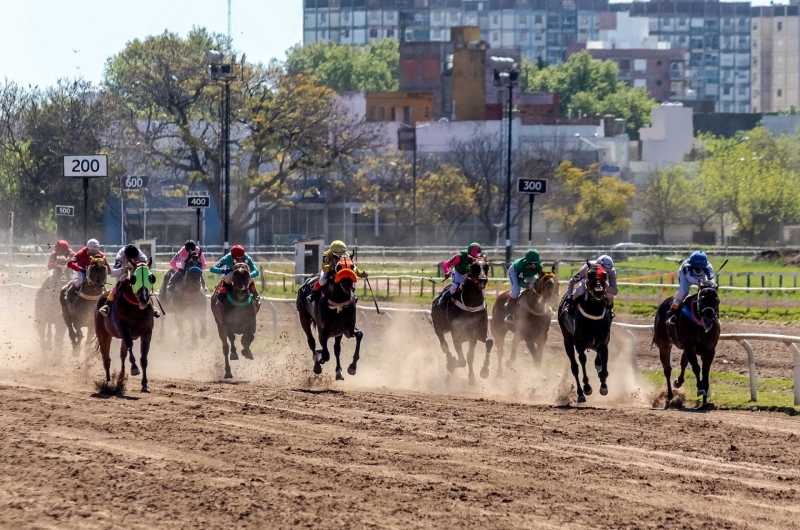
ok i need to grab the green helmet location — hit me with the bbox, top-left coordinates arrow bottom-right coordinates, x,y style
525,249 -> 541,263
330,240 -> 347,257
467,242 -> 482,257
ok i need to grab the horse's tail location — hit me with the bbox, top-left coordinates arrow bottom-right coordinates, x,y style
91,336 -> 101,358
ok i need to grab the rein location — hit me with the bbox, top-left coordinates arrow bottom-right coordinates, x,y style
226,292 -> 253,307
78,291 -> 103,301
578,304 -> 607,321
454,290 -> 486,312
327,298 -> 355,313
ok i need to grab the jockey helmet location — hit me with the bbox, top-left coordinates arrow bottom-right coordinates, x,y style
184,240 -> 197,252
468,243 -> 482,257
524,249 -> 540,264
87,239 -> 100,250
597,255 -> 613,270
330,240 -> 347,257
55,240 -> 70,252
231,245 -> 245,259
689,251 -> 708,269
123,244 -> 139,261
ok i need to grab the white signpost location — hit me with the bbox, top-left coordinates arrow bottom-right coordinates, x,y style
62,155 -> 109,241
351,205 -> 363,248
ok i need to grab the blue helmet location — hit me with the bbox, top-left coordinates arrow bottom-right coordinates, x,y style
689,251 -> 708,269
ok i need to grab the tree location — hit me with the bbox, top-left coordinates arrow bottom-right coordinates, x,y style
642,166 -> 692,244
523,51 -> 658,138
416,164 -> 479,240
542,161 -> 635,244
284,39 -> 399,93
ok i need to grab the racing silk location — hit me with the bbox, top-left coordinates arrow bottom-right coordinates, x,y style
169,247 -> 207,272
68,247 -> 107,273
443,249 -> 473,276
511,257 -> 543,280
679,259 -> 714,284
210,253 -> 260,279
48,247 -> 75,270
570,263 -> 619,296
110,247 -> 148,281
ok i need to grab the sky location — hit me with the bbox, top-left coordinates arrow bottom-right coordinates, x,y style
0,0 -> 303,88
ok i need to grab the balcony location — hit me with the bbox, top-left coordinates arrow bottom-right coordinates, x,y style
618,69 -> 632,79
669,69 -> 685,80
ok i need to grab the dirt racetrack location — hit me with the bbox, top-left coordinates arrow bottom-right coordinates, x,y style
1,284 -> 800,528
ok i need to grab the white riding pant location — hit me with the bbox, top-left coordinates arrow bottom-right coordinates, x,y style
673,269 -> 700,307
71,270 -> 86,287
449,270 -> 466,294
318,271 -> 330,287
509,266 -> 523,299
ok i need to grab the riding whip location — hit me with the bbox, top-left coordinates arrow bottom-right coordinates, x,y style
153,293 -> 167,316
365,277 -> 381,315
711,259 -> 729,281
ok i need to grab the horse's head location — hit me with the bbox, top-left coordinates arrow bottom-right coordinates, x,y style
535,267 -> 559,305
231,262 -> 251,294
334,256 -> 357,295
185,251 -> 202,269
130,263 -> 156,309
586,260 -> 607,302
86,257 -> 108,287
184,265 -> 204,290
467,255 -> 489,289
697,279 -> 720,332
53,256 -> 70,278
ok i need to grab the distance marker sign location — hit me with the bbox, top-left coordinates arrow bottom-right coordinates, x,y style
517,178 -> 548,195
63,155 -> 108,178
187,196 -> 210,208
55,205 -> 75,217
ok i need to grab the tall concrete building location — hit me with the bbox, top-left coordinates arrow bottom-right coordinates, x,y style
751,5 -> 800,113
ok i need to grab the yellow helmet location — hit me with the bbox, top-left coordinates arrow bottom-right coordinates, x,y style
330,240 -> 347,257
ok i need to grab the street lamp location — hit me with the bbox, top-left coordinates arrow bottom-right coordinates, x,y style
207,50 -> 234,252
492,56 -> 520,269
398,122 -> 430,248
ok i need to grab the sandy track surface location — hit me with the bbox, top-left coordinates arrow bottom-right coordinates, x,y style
1,379 -> 799,529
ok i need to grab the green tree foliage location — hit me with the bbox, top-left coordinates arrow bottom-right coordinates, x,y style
542,161 -> 635,244
284,39 -> 399,93
523,51 -> 658,138
416,164 -> 479,240
641,166 -> 692,244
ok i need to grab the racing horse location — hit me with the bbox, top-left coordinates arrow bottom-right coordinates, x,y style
211,262 -> 258,379
94,263 -> 156,393
35,255 -> 70,351
60,257 -> 108,354
491,266 -> 559,377
160,251 -> 207,343
296,256 -> 363,380
557,262 -> 612,403
431,255 -> 494,384
652,279 -> 721,407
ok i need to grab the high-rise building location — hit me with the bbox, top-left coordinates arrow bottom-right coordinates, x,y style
751,5 -> 800,113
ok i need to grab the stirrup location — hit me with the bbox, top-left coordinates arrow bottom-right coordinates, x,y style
99,304 -> 110,316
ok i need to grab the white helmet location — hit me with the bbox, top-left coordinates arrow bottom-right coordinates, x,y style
597,255 -> 613,270
86,239 -> 100,249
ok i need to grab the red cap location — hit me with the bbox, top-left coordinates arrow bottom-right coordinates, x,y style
231,245 -> 245,258
56,240 -> 69,251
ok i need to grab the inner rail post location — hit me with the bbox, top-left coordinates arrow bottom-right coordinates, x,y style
737,339 -> 757,402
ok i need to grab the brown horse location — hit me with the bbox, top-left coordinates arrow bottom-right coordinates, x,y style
60,257 -> 108,354
94,263 -> 156,393
35,256 -> 70,352
490,266 -> 559,377
210,263 -> 258,379
160,252 -> 207,344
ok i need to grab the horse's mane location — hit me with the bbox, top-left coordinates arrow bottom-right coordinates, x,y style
233,262 -> 250,273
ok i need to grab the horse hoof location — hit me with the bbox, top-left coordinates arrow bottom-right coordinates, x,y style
600,384 -> 608,396
131,366 -> 140,377
468,374 -> 476,386
458,358 -> 467,368
583,384 -> 593,396
446,359 -> 456,374
480,367 -> 489,379
313,363 -> 322,375
577,394 -> 587,404
347,365 -> 357,376
141,386 -> 150,393
225,372 -> 233,379
322,353 -> 331,364
230,351 -> 239,361
242,350 -> 254,361
674,379 -> 684,389
336,371 -> 344,381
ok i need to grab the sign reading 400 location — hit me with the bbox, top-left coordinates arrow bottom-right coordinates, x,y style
63,155 -> 108,178
187,196 -> 210,208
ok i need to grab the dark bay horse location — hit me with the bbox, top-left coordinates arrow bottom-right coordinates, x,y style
161,252 -> 207,343
296,256 -> 363,380
491,267 -> 559,377
211,263 -> 258,379
431,256 -> 494,384
557,263 -> 612,403
94,263 -> 156,393
35,256 -> 70,351
61,257 -> 108,354
653,280 -> 721,406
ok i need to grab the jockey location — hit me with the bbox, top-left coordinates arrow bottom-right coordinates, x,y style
48,240 -> 75,270
98,244 -> 149,316
504,248 -> 543,323
64,239 -> 107,299
567,255 -> 618,314
438,243 -> 483,306
667,251 -> 714,326
210,244 -> 260,305
308,240 -> 367,303
167,240 -> 207,291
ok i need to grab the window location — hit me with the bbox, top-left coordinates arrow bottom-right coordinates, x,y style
369,28 -> 378,38
432,11 -> 442,23
753,58 -> 758,66
386,28 -> 394,38
634,59 -> 647,73
753,23 -> 757,30
656,60 -> 662,66
535,14 -> 543,24
368,11 -> 380,22
519,14 -> 526,24
319,13 -> 327,23
372,106 -> 386,121
738,86 -> 747,95
342,12 -> 350,23
778,21 -> 783,31
753,42 -> 757,49
656,80 -> 662,86
634,79 -> 646,88
432,29 -> 442,39
492,15 -> 499,24
492,32 -> 499,42
424,106 -> 430,119
343,28 -> 350,38
403,106 -> 411,125
390,107 -> 395,121
777,89 -> 783,97
386,12 -> 394,22
678,18 -> 687,26
723,87 -> 731,95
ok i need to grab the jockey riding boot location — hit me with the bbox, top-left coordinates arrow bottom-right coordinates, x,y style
307,281 -> 323,303
439,287 -> 458,306
63,282 -> 76,301
504,297 -> 519,324
666,304 -> 679,326
98,290 -> 116,316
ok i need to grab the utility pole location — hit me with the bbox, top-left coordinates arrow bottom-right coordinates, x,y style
207,50 -> 234,252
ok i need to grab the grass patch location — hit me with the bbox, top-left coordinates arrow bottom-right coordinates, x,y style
641,369 -> 800,415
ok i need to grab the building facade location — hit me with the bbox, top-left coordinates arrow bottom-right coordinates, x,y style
751,5 -> 800,113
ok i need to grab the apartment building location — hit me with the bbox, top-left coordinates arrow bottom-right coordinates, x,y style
751,5 -> 800,113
